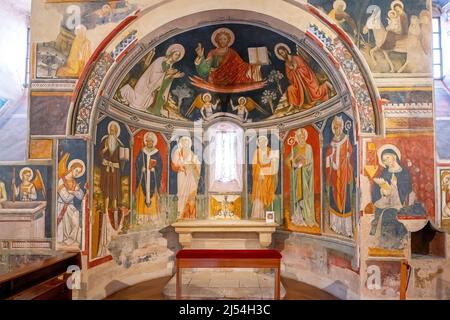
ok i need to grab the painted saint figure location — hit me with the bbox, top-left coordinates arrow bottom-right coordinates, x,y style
442,172 -> 450,218
369,145 -> 425,249
325,116 -> 353,237
195,28 -> 261,86
275,43 -> 330,112
230,97 -> 249,122
251,136 -> 279,219
56,24 -> 92,78
380,0 -> 409,51
0,180 -> 7,204
120,44 -> 185,114
56,155 -> 85,247
171,136 -> 201,219
14,168 -> 37,201
328,0 -> 357,39
135,132 -> 163,224
289,128 -> 317,227
99,121 -> 124,228
199,93 -> 219,120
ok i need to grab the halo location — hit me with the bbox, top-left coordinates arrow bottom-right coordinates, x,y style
295,128 -> 308,141
19,167 -> 33,181
107,121 -> 121,137
274,43 -> 291,60
238,97 -> 247,104
166,43 -> 185,61
202,93 -> 212,101
144,131 -> 158,146
442,171 -> 450,184
211,28 -> 235,48
68,159 -> 86,178
377,144 -> 402,168
178,136 -> 192,149
388,9 -> 398,18
333,0 -> 347,11
256,135 -> 268,148
391,0 -> 404,10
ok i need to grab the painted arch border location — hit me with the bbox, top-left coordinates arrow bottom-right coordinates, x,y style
67,0 -> 383,139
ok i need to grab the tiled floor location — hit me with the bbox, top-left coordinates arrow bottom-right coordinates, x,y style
105,272 -> 339,300
162,269 -> 287,300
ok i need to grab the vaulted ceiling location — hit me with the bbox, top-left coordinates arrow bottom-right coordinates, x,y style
434,0 -> 449,8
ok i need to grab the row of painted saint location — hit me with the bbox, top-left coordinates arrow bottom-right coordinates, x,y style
92,116 -> 356,238
116,27 -> 334,121
92,117 -> 428,252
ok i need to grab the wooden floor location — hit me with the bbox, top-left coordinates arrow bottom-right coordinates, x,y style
105,276 -> 339,300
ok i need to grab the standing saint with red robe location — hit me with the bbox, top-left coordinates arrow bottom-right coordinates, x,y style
275,44 -> 330,112
325,116 -> 354,237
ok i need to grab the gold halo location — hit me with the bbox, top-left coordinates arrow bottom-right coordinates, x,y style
295,128 -> 308,141
178,136 -> 192,149
274,43 -> 291,60
107,121 -> 121,137
391,0 -> 404,11
144,131 -> 158,145
166,43 -> 185,61
211,28 -> 235,48
377,144 -> 402,168
333,0 -> 347,11
256,135 -> 268,148
68,159 -> 86,178
202,93 -> 212,101
19,167 -> 33,180
238,97 -> 247,104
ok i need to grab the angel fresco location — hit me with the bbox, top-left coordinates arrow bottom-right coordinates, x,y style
231,97 -> 268,122
274,43 -> 332,114
186,93 -> 220,120
57,153 -> 86,248
191,27 -> 267,93
441,171 -> 450,219
119,44 -> 185,115
12,167 -> 46,202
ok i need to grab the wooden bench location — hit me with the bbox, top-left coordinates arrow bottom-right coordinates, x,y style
175,249 -> 282,300
0,252 -> 81,300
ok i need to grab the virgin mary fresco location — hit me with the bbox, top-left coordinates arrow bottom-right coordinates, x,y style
369,144 -> 426,250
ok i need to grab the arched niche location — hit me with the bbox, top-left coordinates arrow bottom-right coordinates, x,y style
68,2 -> 384,266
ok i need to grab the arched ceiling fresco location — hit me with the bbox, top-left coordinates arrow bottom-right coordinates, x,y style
111,23 -> 337,123
70,4 -> 382,136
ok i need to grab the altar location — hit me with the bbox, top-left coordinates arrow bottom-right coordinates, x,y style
172,219 -> 279,249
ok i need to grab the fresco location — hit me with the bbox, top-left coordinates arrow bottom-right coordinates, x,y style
0,165 -> 53,239
283,126 -> 321,234
92,117 -> 131,260
439,169 -> 450,230
361,135 -> 433,257
132,130 -> 168,228
247,133 -> 281,222
322,113 -> 357,239
169,135 -> 205,220
30,94 -> 72,136
114,24 -> 336,122
309,0 -> 431,74
56,139 -> 88,251
29,139 -> 53,160
365,260 -> 401,298
36,1 -> 138,78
